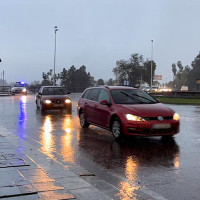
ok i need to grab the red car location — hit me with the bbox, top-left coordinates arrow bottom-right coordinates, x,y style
77,86 -> 180,140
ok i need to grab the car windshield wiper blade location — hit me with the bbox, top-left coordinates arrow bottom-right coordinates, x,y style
131,93 -> 156,103
120,92 -> 144,104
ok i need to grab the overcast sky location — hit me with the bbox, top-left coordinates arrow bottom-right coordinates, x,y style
1,0 -> 200,84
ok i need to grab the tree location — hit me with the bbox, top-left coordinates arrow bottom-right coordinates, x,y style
97,79 -> 104,85
114,53 -> 156,86
143,60 -> 156,86
106,78 -> 114,86
188,52 -> 200,90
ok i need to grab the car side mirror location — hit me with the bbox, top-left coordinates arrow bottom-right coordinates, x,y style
66,91 -> 71,95
38,92 -> 42,95
100,100 -> 111,106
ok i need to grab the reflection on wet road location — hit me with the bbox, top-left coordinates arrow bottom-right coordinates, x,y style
0,94 -> 200,199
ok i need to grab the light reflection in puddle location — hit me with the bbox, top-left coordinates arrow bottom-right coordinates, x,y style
61,115 -> 76,163
117,156 -> 140,200
40,115 -> 55,158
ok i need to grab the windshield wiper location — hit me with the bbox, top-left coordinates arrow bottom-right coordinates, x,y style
131,93 -> 156,103
120,92 -> 144,104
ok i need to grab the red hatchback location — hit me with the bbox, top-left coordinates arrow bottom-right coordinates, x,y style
77,86 -> 180,140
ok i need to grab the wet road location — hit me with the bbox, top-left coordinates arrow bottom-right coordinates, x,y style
0,94 -> 200,199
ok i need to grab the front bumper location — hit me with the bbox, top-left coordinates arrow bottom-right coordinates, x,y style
122,120 -> 180,136
42,102 -> 72,111
12,90 -> 27,94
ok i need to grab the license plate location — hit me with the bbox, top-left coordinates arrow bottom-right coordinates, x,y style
152,123 -> 171,129
54,104 -> 63,107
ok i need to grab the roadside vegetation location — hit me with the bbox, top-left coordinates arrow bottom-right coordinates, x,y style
155,96 -> 200,105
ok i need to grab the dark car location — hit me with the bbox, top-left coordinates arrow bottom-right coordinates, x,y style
11,82 -> 27,95
77,86 -> 180,140
36,86 -> 72,113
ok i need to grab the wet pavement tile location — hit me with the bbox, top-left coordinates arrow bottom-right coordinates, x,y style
47,169 -> 78,179
0,161 -> 12,168
38,190 -> 76,200
32,182 -> 65,192
71,187 -> 111,200
0,179 -> 15,187
18,184 -> 37,194
28,175 -> 55,184
56,177 -> 92,190
10,159 -> 29,167
0,186 -> 21,198
18,168 -> 48,177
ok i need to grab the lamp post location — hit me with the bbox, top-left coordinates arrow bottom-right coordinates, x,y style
150,40 -> 153,92
53,26 -> 59,86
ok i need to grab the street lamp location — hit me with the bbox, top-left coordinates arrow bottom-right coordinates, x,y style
150,40 -> 153,92
53,26 -> 59,86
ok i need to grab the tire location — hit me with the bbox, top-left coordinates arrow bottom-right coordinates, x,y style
111,118 -> 123,140
162,135 -> 174,140
79,112 -> 90,128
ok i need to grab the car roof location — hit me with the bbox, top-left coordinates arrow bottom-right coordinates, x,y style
41,86 -> 62,88
85,85 -> 138,90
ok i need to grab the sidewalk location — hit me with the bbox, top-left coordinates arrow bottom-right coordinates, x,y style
0,126 -> 111,200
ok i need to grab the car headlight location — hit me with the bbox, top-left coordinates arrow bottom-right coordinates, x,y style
65,99 -> 71,104
44,100 -> 51,104
126,114 -> 145,121
22,88 -> 27,92
173,113 -> 180,121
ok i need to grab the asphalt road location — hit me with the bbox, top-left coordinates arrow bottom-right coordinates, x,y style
0,93 -> 200,200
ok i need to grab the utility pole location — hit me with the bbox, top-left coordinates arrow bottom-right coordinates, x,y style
53,26 -> 59,86
150,40 -> 153,92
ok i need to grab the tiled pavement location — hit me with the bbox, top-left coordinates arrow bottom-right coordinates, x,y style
0,127 -> 111,200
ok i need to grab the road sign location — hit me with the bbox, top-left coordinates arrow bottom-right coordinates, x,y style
154,75 -> 162,80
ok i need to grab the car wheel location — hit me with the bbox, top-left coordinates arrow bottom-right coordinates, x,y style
112,118 -> 123,140
79,112 -> 90,128
162,135 -> 174,140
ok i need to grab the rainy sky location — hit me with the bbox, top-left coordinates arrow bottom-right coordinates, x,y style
1,0 -> 200,84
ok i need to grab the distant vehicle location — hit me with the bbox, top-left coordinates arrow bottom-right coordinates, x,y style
181,86 -> 188,91
0,86 -> 11,95
158,87 -> 172,92
35,86 -> 72,113
11,82 -> 27,95
143,86 -> 159,92
77,85 -> 180,140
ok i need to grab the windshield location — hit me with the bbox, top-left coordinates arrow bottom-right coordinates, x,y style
111,89 -> 158,104
43,87 -> 65,95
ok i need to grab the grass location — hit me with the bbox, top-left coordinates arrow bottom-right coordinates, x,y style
155,96 -> 200,105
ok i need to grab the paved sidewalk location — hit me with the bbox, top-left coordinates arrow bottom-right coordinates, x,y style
0,126 -> 111,200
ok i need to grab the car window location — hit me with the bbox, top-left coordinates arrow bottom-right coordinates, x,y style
98,89 -> 110,102
111,89 -> 157,104
82,89 -> 91,99
54,88 -> 65,95
89,88 -> 100,101
42,87 -> 64,95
